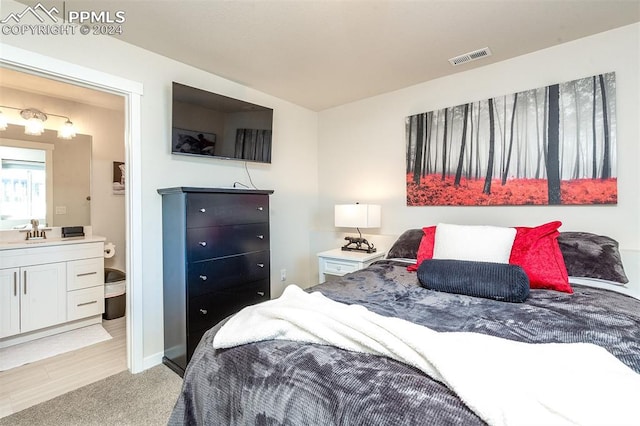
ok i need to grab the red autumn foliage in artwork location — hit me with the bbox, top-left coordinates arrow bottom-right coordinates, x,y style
406,174 -> 617,206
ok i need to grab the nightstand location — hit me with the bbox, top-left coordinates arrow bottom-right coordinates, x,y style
317,248 -> 386,283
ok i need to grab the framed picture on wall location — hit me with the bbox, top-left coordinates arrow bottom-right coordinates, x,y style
405,72 -> 617,206
113,161 -> 125,195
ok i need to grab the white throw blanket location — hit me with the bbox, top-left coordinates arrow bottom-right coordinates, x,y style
213,285 -> 640,426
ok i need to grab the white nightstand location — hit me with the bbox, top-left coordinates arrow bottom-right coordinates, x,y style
317,248 -> 386,283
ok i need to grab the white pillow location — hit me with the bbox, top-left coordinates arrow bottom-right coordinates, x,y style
433,223 -> 517,264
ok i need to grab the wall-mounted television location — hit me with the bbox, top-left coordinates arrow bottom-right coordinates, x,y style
171,82 -> 273,163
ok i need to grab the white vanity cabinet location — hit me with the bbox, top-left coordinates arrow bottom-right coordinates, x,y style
0,262 -> 67,338
0,268 -> 20,338
0,239 -> 105,346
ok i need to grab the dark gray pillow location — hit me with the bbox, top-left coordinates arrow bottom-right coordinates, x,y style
386,229 -> 423,259
557,232 -> 628,284
417,259 -> 530,303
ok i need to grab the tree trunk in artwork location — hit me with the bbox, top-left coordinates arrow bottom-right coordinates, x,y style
547,84 -> 561,205
424,112 -> 433,176
572,81 -> 581,180
434,109 -> 440,175
592,76 -> 597,179
483,98 -> 496,195
406,116 -> 413,173
501,92 -> 518,185
475,101 -> 482,179
534,89 -> 542,179
413,114 -> 424,184
599,74 -> 611,179
441,108 -> 448,180
454,103 -> 469,187
543,87 -> 548,176
467,102 -> 474,180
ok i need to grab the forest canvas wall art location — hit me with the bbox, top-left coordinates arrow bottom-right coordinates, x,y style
406,72 -> 617,206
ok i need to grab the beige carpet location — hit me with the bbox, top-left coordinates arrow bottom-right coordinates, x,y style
0,364 -> 183,425
0,325 -> 112,371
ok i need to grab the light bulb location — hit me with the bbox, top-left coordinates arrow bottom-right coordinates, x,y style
58,119 -> 76,139
24,116 -> 45,135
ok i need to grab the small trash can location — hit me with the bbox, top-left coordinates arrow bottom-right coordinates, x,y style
104,268 -> 126,320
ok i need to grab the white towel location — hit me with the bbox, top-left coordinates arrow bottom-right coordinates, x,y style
214,285 -> 640,426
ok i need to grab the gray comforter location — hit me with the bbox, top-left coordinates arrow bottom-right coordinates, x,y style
169,260 -> 640,425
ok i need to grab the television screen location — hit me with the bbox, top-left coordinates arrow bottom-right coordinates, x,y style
171,82 -> 273,163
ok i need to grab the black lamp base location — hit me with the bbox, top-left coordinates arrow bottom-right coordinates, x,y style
341,236 -> 377,254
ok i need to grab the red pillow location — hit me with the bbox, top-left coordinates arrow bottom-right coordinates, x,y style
407,222 -> 572,293
407,226 -> 436,271
509,221 -> 572,293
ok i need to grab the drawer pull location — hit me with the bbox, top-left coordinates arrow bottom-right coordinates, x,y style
199,275 -> 208,281
198,241 -> 207,247
336,265 -> 342,271
257,291 -> 265,296
77,271 -> 98,277
199,208 -> 206,213
14,271 -> 17,296
199,309 -> 208,315
257,235 -> 264,240
257,206 -> 264,211
257,263 -> 265,268
77,300 -> 98,307
24,271 -> 27,295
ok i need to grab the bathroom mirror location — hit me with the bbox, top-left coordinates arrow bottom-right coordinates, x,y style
0,124 -> 92,230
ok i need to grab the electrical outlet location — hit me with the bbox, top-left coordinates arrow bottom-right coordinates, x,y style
280,268 -> 287,282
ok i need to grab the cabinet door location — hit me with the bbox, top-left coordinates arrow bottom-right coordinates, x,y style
0,268 -> 20,339
21,262 -> 67,333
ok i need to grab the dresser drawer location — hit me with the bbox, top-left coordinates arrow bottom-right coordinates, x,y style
67,257 -> 104,291
186,193 -> 269,228
187,223 -> 270,262
67,285 -> 105,321
188,251 -> 270,298
188,280 -> 269,332
323,259 -> 358,276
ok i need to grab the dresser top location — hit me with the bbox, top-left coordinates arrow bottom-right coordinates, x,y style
157,187 -> 274,195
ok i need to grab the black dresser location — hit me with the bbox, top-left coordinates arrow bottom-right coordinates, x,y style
157,187 -> 274,376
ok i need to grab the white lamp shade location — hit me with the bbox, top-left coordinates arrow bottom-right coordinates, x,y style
58,120 -> 76,139
334,204 -> 381,228
24,117 -> 45,135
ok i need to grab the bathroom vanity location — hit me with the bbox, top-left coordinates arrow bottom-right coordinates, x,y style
0,232 -> 106,348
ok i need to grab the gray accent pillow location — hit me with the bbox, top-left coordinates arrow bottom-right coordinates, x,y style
386,229 -> 423,259
417,259 -> 530,303
557,232 -> 628,284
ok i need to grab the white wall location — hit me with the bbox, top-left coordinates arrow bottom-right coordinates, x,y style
317,24 -> 640,272
0,87 -> 127,272
1,0 -> 319,365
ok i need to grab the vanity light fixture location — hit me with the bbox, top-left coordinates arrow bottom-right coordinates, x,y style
0,105 -> 77,139
335,203 -> 381,253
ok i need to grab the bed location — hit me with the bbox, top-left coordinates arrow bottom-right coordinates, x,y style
168,224 -> 640,425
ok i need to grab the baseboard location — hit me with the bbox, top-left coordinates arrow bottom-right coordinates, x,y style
142,351 -> 164,371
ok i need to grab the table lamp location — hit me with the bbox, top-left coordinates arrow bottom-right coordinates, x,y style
334,203 -> 381,253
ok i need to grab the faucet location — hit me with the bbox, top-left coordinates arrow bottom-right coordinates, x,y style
26,219 -> 46,240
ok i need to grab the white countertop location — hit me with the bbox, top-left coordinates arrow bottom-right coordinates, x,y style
0,228 -> 105,251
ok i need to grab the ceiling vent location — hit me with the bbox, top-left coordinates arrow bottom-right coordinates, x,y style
448,47 -> 492,66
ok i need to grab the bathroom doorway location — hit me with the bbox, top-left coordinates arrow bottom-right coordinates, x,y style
0,57 -> 140,416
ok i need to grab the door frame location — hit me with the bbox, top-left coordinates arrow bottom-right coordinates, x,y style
1,44 -> 145,373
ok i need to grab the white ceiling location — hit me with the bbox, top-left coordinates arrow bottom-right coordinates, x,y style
0,67 -> 124,111
11,1 -> 640,111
